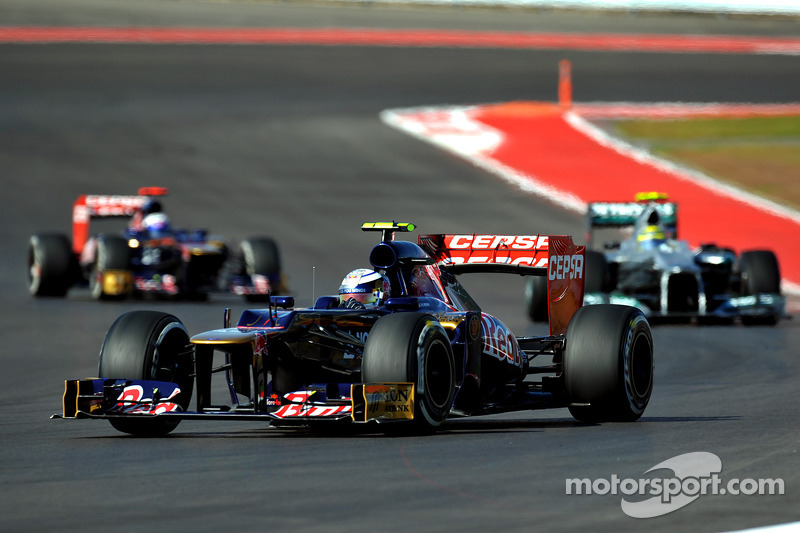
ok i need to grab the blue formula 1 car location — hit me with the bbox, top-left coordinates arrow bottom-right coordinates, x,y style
525,193 -> 786,325
54,222 -> 654,436
27,187 -> 285,301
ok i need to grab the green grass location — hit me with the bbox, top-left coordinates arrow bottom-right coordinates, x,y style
615,115 -> 800,141
609,115 -> 800,211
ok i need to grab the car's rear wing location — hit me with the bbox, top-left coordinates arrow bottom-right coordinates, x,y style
418,234 -> 549,271
71,187 -> 169,254
418,233 -> 585,335
586,200 -> 678,246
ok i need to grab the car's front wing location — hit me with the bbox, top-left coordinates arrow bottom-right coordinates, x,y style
54,379 -> 416,425
584,291 -> 786,321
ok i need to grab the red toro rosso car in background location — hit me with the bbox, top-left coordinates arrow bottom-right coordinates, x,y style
28,187 -> 285,301
55,222 -> 654,436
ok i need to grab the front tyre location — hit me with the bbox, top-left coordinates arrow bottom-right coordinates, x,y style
739,250 -> 781,326
362,312 -> 456,429
98,311 -> 194,436
564,305 -> 653,423
739,250 -> 780,295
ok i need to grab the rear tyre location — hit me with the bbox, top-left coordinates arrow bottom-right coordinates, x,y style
362,312 -> 456,430
28,233 -> 73,297
98,311 -> 194,436
240,237 -> 282,302
524,276 -> 548,322
564,305 -> 653,423
90,235 -> 131,300
739,250 -> 781,326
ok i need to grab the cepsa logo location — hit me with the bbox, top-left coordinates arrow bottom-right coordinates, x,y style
442,235 -> 549,266
446,235 -> 548,250
85,195 -> 145,217
85,195 -> 145,208
549,254 -> 584,281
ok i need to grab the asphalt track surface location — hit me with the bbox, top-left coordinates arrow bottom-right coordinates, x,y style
2,2 -> 800,532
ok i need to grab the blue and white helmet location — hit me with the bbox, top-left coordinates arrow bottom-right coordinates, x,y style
143,212 -> 171,238
338,268 -> 389,306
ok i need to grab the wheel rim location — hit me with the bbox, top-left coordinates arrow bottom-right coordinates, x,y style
90,268 -> 103,299
629,331 -> 653,402
424,338 -> 453,410
150,322 -> 192,409
28,250 -> 40,292
151,323 -> 189,378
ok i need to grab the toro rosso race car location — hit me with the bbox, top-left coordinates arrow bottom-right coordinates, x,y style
525,193 -> 785,325
28,187 -> 285,301
55,222 -> 654,436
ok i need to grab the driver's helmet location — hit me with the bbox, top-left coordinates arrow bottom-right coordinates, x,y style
142,199 -> 162,216
338,269 -> 389,307
634,206 -> 667,250
636,224 -> 666,250
142,212 -> 172,238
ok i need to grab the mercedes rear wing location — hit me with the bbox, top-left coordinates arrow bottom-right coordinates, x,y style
586,195 -> 678,247
418,233 -> 585,335
71,187 -> 169,254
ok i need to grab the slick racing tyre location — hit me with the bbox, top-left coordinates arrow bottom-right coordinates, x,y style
98,311 -> 194,436
240,237 -> 282,302
740,250 -> 780,295
28,233 -> 73,297
584,250 -> 612,294
563,305 -> 653,423
739,250 -> 781,326
362,312 -> 456,430
90,235 -> 131,300
525,276 -> 548,322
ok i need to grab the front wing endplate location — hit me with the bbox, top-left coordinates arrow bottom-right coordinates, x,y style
61,378 -> 183,418
351,383 -> 414,423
